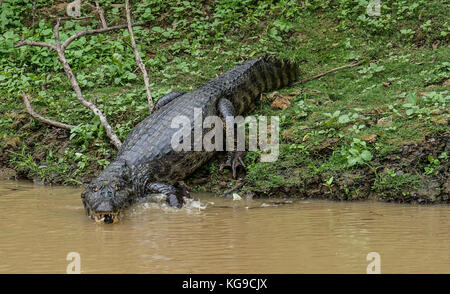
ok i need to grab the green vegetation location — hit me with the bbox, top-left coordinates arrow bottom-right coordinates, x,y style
0,0 -> 448,202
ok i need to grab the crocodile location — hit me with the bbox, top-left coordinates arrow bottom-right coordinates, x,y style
81,56 -> 298,223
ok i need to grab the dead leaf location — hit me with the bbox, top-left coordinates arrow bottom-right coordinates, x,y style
271,97 -> 291,110
282,129 -> 295,140
266,91 -> 280,101
362,134 -> 378,144
431,117 -> 448,125
377,116 -> 393,127
432,41 -> 440,50
55,3 -> 67,12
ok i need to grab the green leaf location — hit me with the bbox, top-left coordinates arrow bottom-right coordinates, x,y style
338,114 -> 350,124
360,150 -> 373,161
405,108 -> 415,116
152,26 -> 164,33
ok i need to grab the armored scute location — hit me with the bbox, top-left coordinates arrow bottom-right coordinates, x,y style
81,56 -> 298,223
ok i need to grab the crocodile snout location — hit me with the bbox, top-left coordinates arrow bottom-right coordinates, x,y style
95,201 -> 114,213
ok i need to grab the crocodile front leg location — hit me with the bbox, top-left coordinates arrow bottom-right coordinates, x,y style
154,91 -> 186,110
146,182 -> 186,208
217,98 -> 247,178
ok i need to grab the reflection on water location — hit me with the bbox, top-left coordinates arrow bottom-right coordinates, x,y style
0,180 -> 449,273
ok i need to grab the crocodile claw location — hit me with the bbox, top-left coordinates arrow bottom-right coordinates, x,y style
220,151 -> 246,179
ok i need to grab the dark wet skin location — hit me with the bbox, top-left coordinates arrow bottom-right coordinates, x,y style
81,56 -> 298,223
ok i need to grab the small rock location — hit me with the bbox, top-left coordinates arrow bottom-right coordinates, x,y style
232,193 -> 242,201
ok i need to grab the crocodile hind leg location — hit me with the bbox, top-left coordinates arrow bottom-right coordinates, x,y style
146,182 -> 185,208
154,91 -> 186,111
217,98 -> 247,179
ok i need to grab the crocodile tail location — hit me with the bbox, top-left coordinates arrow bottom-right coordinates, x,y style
259,55 -> 299,92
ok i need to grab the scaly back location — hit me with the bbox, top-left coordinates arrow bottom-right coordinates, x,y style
198,56 -> 299,115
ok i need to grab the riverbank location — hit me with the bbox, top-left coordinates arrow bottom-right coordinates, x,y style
0,1 -> 448,203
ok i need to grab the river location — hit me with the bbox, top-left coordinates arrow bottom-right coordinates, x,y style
0,180 -> 448,273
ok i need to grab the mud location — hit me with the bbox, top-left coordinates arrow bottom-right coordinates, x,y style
1,114 -> 448,204
239,131 -> 450,204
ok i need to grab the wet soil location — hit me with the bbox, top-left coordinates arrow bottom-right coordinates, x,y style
201,131 -> 450,204
1,115 -> 448,204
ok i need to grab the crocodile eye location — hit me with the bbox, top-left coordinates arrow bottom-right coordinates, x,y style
92,185 -> 98,192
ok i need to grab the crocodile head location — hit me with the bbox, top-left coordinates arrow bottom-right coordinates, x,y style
81,162 -> 132,224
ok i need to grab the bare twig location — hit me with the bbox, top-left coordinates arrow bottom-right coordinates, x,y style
15,8 -> 145,149
86,1 -> 108,29
32,1 -> 37,28
125,0 -> 153,113
292,59 -> 366,86
62,21 -> 144,50
14,39 -> 57,51
53,18 -> 122,150
95,1 -> 108,29
21,92 -> 74,130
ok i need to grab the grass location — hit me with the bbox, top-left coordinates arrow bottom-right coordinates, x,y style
0,0 -> 449,200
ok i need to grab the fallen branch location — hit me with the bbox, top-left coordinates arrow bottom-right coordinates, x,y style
14,16 -> 145,150
53,18 -> 122,150
125,0 -> 153,113
14,39 -> 57,51
62,21 -> 144,51
21,92 -> 74,130
292,59 -> 366,86
95,1 -> 108,29
86,1 -> 108,29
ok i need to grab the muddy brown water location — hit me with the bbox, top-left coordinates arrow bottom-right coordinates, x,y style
0,180 -> 449,273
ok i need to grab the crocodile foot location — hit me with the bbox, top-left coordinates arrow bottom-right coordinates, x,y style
176,181 -> 191,198
147,182 -> 187,208
219,151 -> 247,179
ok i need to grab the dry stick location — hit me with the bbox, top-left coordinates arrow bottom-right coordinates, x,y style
21,92 -> 74,130
32,1 -> 37,28
125,0 -> 154,113
86,1 -> 108,29
292,59 -> 365,86
53,18 -> 122,150
95,1 -> 108,29
62,21 -> 144,51
15,19 -> 144,150
14,39 -> 57,50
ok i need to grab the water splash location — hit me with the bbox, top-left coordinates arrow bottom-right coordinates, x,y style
125,194 -> 208,217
